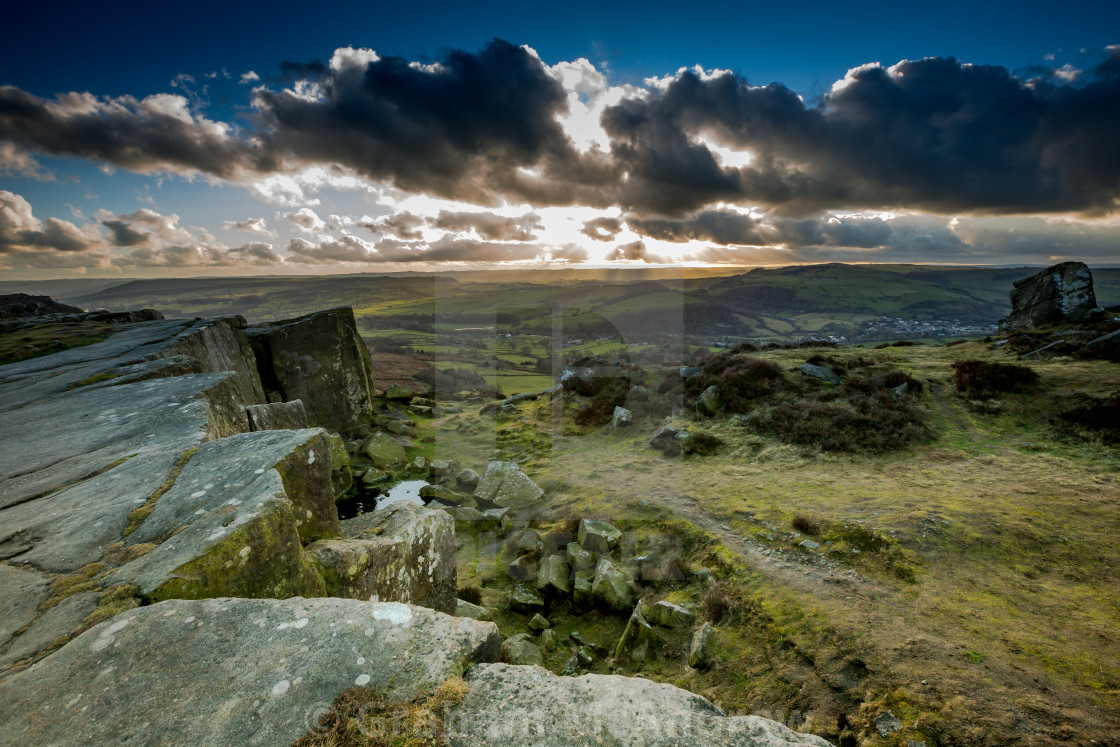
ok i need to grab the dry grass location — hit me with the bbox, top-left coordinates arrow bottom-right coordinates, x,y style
293,678 -> 468,747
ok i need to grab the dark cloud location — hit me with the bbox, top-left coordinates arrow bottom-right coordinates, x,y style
604,48 -> 1120,216
101,219 -> 150,246
254,39 -> 613,206
2,42 -> 1118,225
580,216 -> 622,241
432,210 -> 542,240
0,87 -> 271,177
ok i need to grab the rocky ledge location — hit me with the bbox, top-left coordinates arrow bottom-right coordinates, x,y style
0,306 -> 831,746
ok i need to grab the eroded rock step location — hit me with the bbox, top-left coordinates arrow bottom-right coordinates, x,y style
0,597 -> 500,747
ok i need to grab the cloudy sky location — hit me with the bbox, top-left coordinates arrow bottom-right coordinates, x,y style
2,0 -> 1118,278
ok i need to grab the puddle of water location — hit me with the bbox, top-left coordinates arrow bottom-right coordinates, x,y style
375,480 -> 429,508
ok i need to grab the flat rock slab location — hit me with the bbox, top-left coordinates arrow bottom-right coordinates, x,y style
0,563 -> 50,648
447,664 -> 832,746
0,597 -> 500,747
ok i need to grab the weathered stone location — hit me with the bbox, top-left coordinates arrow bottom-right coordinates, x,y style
326,433 -> 352,496
385,418 -> 416,437
0,598 -> 499,747
628,384 -> 649,402
536,554 -> 571,596
540,628 -> 557,651
419,484 -> 466,506
614,603 -> 666,662
245,399 -> 308,431
384,383 -> 414,401
335,501 -> 456,614
455,599 -> 492,621
696,385 -> 723,416
999,261 -> 1100,332
0,564 -> 50,650
456,467 -> 481,490
510,583 -> 544,613
408,455 -> 429,475
648,422 -> 685,455
474,461 -> 544,506
501,638 -> 545,666
800,363 -> 842,385
592,559 -> 634,612
363,432 -> 407,471
246,307 -> 376,434
642,600 -> 696,629
447,663 -> 833,746
515,528 -> 542,554
799,539 -> 820,550
611,405 -> 632,432
410,404 -> 434,417
451,506 -> 483,532
429,459 -> 461,481
507,554 -> 538,582
573,572 -> 594,607
478,507 -> 511,532
578,519 -> 622,553
689,622 -> 715,668
567,541 -> 597,572
875,711 -> 904,736
110,429 -> 344,602
529,613 -> 551,631
0,591 -> 100,669
362,467 -> 390,485
561,355 -> 627,396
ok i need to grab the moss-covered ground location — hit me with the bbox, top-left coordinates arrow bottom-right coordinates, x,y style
423,340 -> 1119,746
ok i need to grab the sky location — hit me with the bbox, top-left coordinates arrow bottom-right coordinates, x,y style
1,0 -> 1119,279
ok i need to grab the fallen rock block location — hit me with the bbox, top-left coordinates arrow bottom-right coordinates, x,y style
0,598 -> 499,747
446,663 -> 833,746
338,502 -> 457,614
474,461 -> 544,507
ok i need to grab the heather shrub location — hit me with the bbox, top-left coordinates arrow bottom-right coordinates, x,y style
951,359 -> 1038,398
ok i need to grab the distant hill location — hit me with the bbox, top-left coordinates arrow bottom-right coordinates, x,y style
43,263 -> 1120,344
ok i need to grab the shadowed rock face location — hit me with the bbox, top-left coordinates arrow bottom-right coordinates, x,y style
246,307 -> 376,435
446,663 -> 832,746
999,261 -> 1100,332
0,598 -> 499,747
0,293 -> 83,319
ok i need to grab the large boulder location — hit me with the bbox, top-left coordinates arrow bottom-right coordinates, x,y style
474,461 -> 544,506
331,502 -> 457,614
501,637 -> 545,666
446,663 -> 833,746
689,622 -> 716,668
696,385 -> 723,416
0,598 -> 499,747
613,603 -> 666,662
999,261 -> 1101,332
578,519 -> 622,554
560,355 -> 627,397
649,422 -> 686,455
536,554 -> 571,596
611,405 -> 632,432
246,307 -> 377,434
591,559 -> 635,612
363,432 -> 407,471
799,363 -> 842,386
